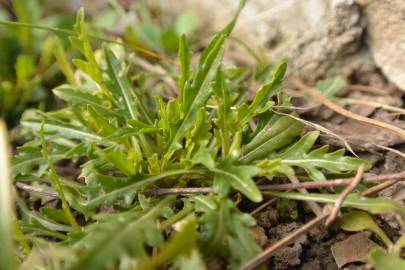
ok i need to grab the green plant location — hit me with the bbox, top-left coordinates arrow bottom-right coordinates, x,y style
6,4 -> 392,270
0,0 -> 76,127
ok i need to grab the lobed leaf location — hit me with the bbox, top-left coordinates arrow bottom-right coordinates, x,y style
269,131 -> 369,180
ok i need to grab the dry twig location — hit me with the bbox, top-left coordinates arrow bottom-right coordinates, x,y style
15,182 -> 59,198
325,164 -> 365,227
241,209 -> 330,270
250,198 -> 277,216
347,84 -> 387,95
361,180 -> 397,197
15,171 -> 405,198
340,98 -> 405,115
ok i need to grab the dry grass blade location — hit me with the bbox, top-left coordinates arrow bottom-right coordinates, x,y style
272,110 -> 358,156
340,98 -> 405,115
290,78 -> 405,139
347,84 -> 387,95
374,144 -> 405,159
250,198 -> 277,216
15,182 -> 59,198
325,164 -> 365,227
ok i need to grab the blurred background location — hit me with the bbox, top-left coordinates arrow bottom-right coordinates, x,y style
0,0 -> 404,155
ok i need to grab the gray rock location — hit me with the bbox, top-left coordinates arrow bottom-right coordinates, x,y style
162,0 -> 405,89
365,0 -> 405,91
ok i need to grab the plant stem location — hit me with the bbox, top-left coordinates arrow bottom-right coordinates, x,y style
16,171 -> 405,199
325,164 -> 365,226
241,210 -> 330,270
160,204 -> 194,230
290,77 -> 405,139
39,123 -> 80,231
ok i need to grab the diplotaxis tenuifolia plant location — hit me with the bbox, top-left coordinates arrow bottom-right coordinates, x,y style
5,1 -> 405,270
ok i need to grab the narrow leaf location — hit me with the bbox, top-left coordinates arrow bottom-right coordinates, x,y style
240,115 -> 303,163
267,192 -> 405,220
0,120 -> 16,270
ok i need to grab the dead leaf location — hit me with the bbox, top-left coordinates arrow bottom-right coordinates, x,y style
331,232 -> 377,268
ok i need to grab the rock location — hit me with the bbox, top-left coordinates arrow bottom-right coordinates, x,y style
365,0 -> 405,91
157,0 -> 405,89
160,0 -> 375,83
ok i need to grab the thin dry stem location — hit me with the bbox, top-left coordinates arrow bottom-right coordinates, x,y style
347,84 -> 387,95
250,198 -> 277,216
16,171 -> 405,199
361,180 -> 397,197
15,182 -> 59,198
325,164 -> 365,227
374,144 -> 405,159
271,110 -> 357,156
340,98 -> 405,115
290,78 -> 405,139
241,209 -> 330,270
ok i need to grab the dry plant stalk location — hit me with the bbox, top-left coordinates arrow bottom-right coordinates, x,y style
241,209 -> 330,270
325,164 -> 365,226
290,78 -> 405,139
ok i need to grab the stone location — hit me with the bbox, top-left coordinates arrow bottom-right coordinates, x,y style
365,0 -> 405,91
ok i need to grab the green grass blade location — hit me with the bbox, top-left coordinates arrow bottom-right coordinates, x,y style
0,120 -> 16,270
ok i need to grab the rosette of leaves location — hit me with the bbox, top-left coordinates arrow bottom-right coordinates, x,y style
10,4 -> 369,270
